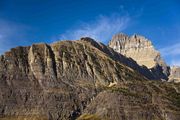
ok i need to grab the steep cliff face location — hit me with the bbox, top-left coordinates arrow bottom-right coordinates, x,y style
0,38 -> 145,120
0,37 -> 179,120
108,33 -> 170,80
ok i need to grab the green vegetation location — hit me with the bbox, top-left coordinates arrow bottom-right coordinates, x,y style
60,45 -> 68,53
110,87 -> 128,93
0,116 -> 48,120
106,87 -> 141,98
77,114 -> 102,120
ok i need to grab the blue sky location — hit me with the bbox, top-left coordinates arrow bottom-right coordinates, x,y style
0,0 -> 180,66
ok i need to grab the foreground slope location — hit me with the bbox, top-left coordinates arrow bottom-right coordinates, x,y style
0,37 -> 179,120
78,81 -> 180,120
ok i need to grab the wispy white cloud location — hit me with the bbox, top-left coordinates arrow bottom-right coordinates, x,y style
159,43 -> 180,66
160,43 -> 180,56
58,14 -> 130,43
170,59 -> 180,66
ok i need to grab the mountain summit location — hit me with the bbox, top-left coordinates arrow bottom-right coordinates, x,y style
109,33 -> 165,69
108,33 -> 180,82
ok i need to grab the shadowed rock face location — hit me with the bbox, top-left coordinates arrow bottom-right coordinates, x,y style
108,33 -> 170,80
0,37 -> 179,120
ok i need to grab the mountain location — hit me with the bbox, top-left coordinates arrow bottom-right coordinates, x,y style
108,33 -> 166,69
0,37 -> 180,120
108,33 -> 179,81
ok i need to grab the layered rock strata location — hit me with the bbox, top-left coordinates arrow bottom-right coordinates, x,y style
0,37 -> 179,120
108,33 -> 170,80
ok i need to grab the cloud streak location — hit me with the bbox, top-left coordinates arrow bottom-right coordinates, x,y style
170,59 -> 180,66
59,14 -> 130,43
160,43 -> 180,66
160,43 -> 180,56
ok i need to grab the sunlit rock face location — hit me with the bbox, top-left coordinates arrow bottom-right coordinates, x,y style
169,66 -> 180,83
109,33 -> 163,68
109,33 -> 170,80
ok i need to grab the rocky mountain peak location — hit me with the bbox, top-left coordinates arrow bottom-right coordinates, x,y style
109,33 -> 157,68
111,33 -> 129,41
108,33 -> 170,80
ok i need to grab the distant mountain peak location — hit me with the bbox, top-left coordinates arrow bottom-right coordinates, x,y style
109,33 -> 170,80
109,33 -> 164,68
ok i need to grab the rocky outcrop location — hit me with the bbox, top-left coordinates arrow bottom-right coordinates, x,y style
108,33 -> 170,80
0,37 -> 179,120
169,66 -> 180,83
